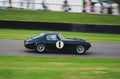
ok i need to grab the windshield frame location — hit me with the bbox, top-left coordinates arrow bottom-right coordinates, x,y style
58,33 -> 66,40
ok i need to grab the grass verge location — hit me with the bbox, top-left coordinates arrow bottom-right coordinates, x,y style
0,29 -> 120,43
0,9 -> 120,25
0,56 -> 120,79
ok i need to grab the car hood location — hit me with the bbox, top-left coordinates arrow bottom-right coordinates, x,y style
65,38 -> 86,42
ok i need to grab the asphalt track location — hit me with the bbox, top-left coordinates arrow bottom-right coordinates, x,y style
0,40 -> 120,58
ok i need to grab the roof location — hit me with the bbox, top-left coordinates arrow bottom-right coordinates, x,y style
43,32 -> 60,35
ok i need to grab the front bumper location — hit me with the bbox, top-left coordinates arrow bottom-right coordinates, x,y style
86,42 -> 91,50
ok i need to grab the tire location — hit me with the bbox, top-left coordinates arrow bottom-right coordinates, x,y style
35,44 -> 45,53
76,45 -> 85,54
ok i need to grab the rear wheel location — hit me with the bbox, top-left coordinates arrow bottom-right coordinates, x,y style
35,44 -> 45,53
76,45 -> 85,54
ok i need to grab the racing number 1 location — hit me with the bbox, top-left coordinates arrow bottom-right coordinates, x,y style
56,41 -> 64,49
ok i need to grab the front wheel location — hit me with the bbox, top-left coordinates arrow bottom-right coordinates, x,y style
76,45 -> 85,54
35,44 -> 45,53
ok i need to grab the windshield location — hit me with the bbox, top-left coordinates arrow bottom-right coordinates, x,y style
58,34 -> 66,40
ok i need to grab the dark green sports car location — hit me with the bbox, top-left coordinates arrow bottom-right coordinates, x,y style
24,32 -> 91,54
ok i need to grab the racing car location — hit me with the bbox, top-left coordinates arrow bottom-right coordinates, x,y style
24,32 -> 91,54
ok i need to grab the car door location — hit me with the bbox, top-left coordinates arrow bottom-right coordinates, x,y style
45,34 -> 58,50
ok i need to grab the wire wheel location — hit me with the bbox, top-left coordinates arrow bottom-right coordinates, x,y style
76,45 -> 85,54
36,44 -> 45,53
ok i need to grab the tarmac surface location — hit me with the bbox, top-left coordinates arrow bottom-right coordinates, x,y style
0,39 -> 120,58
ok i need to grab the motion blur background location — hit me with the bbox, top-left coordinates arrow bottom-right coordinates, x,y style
0,0 -> 119,15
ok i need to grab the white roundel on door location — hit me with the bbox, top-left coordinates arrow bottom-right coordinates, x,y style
56,41 -> 64,49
